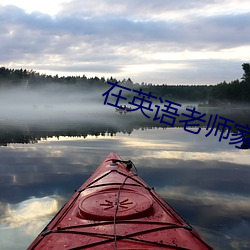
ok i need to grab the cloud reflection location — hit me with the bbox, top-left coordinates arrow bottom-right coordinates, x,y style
0,128 -> 250,249
0,196 -> 59,229
0,196 -> 62,249
156,186 -> 250,250
157,186 -> 250,216
152,150 -> 250,166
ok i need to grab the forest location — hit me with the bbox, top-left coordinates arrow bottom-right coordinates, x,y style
0,63 -> 249,105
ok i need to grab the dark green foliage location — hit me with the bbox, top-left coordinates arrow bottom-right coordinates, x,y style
0,67 -> 108,89
242,63 -> 250,82
209,63 -> 250,104
0,63 -> 249,104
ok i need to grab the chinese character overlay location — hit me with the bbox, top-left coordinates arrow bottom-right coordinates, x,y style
102,83 -> 249,149
179,107 -> 206,134
128,89 -> 157,118
206,115 -> 234,141
102,81 -> 131,109
229,124 -> 250,149
154,97 -> 182,126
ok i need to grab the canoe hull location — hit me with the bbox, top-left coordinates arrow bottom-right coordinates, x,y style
28,152 -> 212,249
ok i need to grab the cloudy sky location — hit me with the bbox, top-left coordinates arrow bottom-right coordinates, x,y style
0,0 -> 250,85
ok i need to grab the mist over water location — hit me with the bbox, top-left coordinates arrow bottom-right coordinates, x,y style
0,85 -> 250,249
0,84 -> 250,146
1,84 -> 248,126
0,85 -> 110,125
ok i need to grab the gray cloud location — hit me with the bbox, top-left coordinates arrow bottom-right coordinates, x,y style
3,4 -> 249,47
59,0 -> 216,18
185,13 -> 250,49
0,1 -> 249,84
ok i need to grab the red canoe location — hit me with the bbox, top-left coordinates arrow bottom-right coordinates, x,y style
28,152 -> 213,249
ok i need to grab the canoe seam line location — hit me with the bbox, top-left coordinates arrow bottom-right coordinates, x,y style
36,165 -> 212,250
79,168 -> 212,250
113,169 -> 137,249
52,225 -> 191,250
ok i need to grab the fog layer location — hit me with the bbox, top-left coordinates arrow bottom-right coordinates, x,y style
0,85 -> 109,124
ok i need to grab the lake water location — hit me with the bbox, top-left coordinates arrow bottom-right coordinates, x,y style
0,109 -> 250,250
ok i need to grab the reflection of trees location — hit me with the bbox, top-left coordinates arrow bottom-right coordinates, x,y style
0,109 -> 250,148
0,130 -> 38,146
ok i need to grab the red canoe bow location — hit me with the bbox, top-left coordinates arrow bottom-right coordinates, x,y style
28,152 -> 213,250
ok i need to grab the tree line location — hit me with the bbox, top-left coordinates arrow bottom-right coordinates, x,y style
208,63 -> 250,105
0,63 -> 249,105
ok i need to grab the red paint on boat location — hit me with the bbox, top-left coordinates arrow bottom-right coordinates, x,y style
28,152 -> 213,249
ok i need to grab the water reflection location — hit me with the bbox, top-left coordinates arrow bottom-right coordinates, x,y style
0,107 -> 250,148
1,196 -> 59,228
0,196 -> 62,250
0,128 -> 250,249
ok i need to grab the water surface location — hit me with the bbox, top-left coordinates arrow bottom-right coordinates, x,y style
0,123 -> 249,249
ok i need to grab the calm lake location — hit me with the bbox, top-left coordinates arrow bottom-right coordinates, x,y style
0,108 -> 250,250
